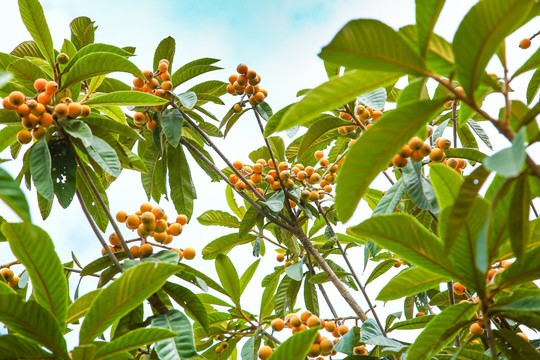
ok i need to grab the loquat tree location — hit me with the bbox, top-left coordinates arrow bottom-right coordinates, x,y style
0,0 -> 539,359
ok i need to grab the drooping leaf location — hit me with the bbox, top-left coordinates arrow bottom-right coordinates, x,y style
65,289 -> 101,324
29,137 -> 53,201
297,116 -> 350,159
168,144 -> 196,220
95,328 -> 177,360
70,16 -> 96,50
163,282 -> 209,333
372,178 -> 404,216
85,135 -> 121,178
268,327 -> 319,360
0,334 -> 53,359
416,0 -> 446,58
202,233 -> 255,260
215,254 -> 241,307
161,109 -> 183,147
7,58 -> 51,91
484,127 -> 527,178
336,99 -> 445,222
152,309 -> 201,360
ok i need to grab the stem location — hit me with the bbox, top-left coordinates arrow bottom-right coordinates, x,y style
383,171 -> 395,185
64,267 -> 100,278
316,202 -> 386,335
0,260 -> 20,269
484,314 -> 498,359
250,229 -> 287,250
76,189 -> 123,272
293,225 -> 368,321
452,100 -> 458,148
251,106 -> 297,223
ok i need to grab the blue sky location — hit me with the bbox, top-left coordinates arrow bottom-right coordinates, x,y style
0,0 -> 539,347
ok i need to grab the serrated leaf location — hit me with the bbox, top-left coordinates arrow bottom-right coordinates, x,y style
7,58 -> 51,91
79,262 -> 179,344
61,119 -> 93,147
0,334 -> 52,359
202,233 -> 255,260
198,210 -> 240,228
70,16 -> 96,50
336,99 -> 445,222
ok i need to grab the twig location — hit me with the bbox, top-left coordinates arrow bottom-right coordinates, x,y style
316,202 -> 386,335
0,260 -> 20,269
64,267 -> 100,278
306,256 -> 339,318
76,189 -> 122,272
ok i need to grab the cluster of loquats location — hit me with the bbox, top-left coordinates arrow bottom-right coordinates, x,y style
0,268 -> 20,290
275,250 -> 304,267
226,63 -> 268,110
1,78 -> 90,144
229,152 -> 338,204
105,202 -> 195,260
263,311 -> 365,358
131,59 -> 174,130
337,105 -> 383,135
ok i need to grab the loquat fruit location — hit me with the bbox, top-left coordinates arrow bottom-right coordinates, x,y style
408,136 -> 424,151
139,243 -> 153,257
519,38 -> 531,49
183,247 -> 196,260
271,318 -> 285,331
258,345 -> 272,360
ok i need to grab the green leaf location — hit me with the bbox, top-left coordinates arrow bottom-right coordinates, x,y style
269,327 -> 319,360
98,329 -> 176,359
79,261 -> 179,344
407,302 -> 476,360
65,44 -> 133,74
226,185 -> 245,219
7,58 -> 51,91
18,0 -> 55,68
388,315 -> 434,332
319,19 -> 426,75
198,210 -> 240,228
3,222 -> 68,323
297,116 -> 350,159
70,16 -> 96,50
453,0 -> 533,97
240,259 -> 260,296
177,91 -> 197,109
0,109 -> 23,125
358,87 -> 387,110
373,178 -> 404,216
176,263 -> 227,295
153,36 -> 176,72
348,214 -> 461,280
443,148 -> 487,164
377,267 -> 448,301
402,160 -> 433,211
303,274 -> 319,316
0,293 -> 68,359
61,119 -> 93,147
335,326 -> 361,356
163,282 -> 209,333
215,254 -> 241,307
49,141 -> 77,209
497,242 -> 540,290
0,334 -> 52,359
172,64 -> 222,88
29,137 -> 53,201
468,120 -> 493,150
61,53 -> 145,90
513,46 -> 540,79
494,329 -> 540,360
271,69 -> 400,133
285,262 -> 304,282
84,90 -> 168,106
239,206 -> 259,240
416,0 -> 446,58
85,135 -> 121,177
0,167 -> 30,221
152,309 -> 201,360
365,259 -> 399,286
484,127 -> 527,177
66,289 -> 101,324
526,69 -> 540,105
161,109 -> 183,147
168,144 -> 196,220
428,163 -> 464,209
336,99 -> 445,222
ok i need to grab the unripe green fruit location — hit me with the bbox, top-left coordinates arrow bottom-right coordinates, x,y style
57,53 -> 69,64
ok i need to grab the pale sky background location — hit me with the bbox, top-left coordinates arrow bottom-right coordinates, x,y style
0,0 -> 539,352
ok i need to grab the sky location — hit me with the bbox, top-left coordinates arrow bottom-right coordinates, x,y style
0,0 -> 539,351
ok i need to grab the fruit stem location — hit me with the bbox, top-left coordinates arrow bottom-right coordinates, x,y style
316,202 -> 387,336
251,105 -> 297,223
179,138 -> 293,232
